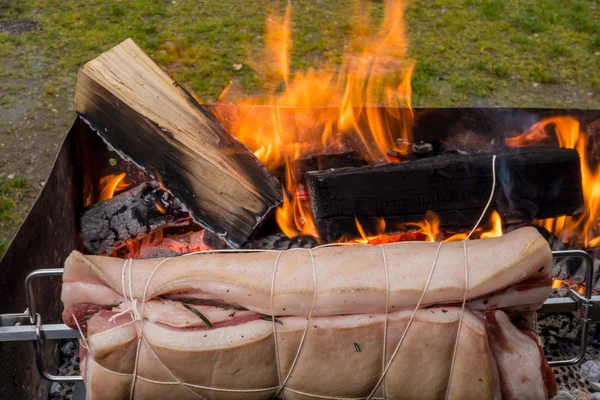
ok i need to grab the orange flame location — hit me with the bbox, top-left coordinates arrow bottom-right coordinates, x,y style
98,172 -> 129,202
155,202 -> 167,214
551,278 -> 586,294
350,210 -> 504,244
507,117 -> 600,248
403,211 -> 441,242
217,0 -> 413,238
480,211 -> 503,239
354,216 -> 387,244
552,279 -> 563,289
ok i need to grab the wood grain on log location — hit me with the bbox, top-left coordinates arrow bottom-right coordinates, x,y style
307,148 -> 583,241
75,38 -> 282,247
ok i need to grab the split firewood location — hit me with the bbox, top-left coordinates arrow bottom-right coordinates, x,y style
75,38 -> 282,247
63,227 -> 557,399
80,181 -> 189,255
306,147 -> 583,241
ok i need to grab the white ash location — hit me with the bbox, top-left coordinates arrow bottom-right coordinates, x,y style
553,390 -> 578,400
540,312 -> 600,399
581,361 -> 600,385
49,340 -> 80,400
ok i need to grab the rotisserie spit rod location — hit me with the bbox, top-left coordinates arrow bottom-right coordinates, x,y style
59,227 -> 559,399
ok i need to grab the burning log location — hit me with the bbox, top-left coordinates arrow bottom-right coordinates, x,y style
307,148 -> 583,241
81,181 -> 189,255
74,39 -> 282,247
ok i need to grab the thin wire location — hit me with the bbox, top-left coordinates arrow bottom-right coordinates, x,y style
444,154 -> 495,398
71,313 -> 89,350
274,248 -> 319,398
467,154 -> 497,239
379,246 -> 389,399
127,259 -> 142,400
444,241 -> 469,400
270,251 -> 284,395
78,154 -> 498,399
366,241 -> 444,400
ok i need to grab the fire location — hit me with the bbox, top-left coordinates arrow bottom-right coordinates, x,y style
155,202 -> 167,214
552,279 -> 563,289
404,211 -> 441,242
551,278 -> 586,294
506,117 -> 600,248
217,0 -> 413,238
98,172 -> 129,202
350,210 -> 503,244
352,216 -> 430,244
354,216 -> 386,244
274,160 -> 319,238
480,211 -> 503,239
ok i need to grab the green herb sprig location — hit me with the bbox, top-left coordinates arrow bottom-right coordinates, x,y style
182,303 -> 213,328
260,315 -> 283,325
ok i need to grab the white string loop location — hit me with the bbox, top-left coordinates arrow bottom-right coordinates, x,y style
77,153 -> 498,400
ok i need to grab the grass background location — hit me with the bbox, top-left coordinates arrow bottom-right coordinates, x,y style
0,0 -> 599,254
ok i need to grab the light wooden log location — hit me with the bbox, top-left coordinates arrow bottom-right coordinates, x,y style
75,39 -> 282,247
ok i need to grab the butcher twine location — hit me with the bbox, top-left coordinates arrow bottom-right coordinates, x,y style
73,155 -> 497,400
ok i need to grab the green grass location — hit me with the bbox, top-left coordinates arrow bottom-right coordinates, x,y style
0,0 -> 598,108
0,0 -> 598,254
0,177 -> 28,257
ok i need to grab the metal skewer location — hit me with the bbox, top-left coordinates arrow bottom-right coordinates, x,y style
0,250 -> 597,382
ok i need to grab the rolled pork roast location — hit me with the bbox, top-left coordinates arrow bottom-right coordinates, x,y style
62,226 -> 558,399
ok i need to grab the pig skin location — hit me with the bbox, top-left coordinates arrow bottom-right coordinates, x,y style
62,227 -> 556,399
83,308 -> 499,400
62,227 -> 552,324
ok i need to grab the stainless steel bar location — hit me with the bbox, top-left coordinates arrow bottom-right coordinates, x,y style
538,295 -> 600,316
24,268 -> 64,324
0,249 -> 595,379
538,297 -> 579,314
547,250 -> 596,367
33,313 -> 84,382
0,323 -> 79,342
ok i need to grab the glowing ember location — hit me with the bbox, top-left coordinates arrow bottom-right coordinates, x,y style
155,202 -> 167,214
217,0 -> 413,238
552,279 -> 563,290
349,210 -> 504,244
551,278 -> 586,294
98,172 -> 129,202
506,117 -> 600,248
403,211 -> 441,242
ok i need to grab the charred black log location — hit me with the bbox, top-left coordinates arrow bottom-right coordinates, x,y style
81,181 -> 189,255
307,148 -> 583,242
75,39 -> 282,247
244,233 -> 318,250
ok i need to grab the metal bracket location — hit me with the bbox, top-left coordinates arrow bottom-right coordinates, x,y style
540,250 -> 597,367
0,269 -> 83,382
0,250 -> 598,382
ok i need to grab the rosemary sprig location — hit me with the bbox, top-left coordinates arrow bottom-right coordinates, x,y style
182,303 -> 213,328
260,315 -> 283,325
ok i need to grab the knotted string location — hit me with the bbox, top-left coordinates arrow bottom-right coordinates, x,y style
366,240 -> 444,400
77,154 -> 498,400
444,154 -> 496,400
